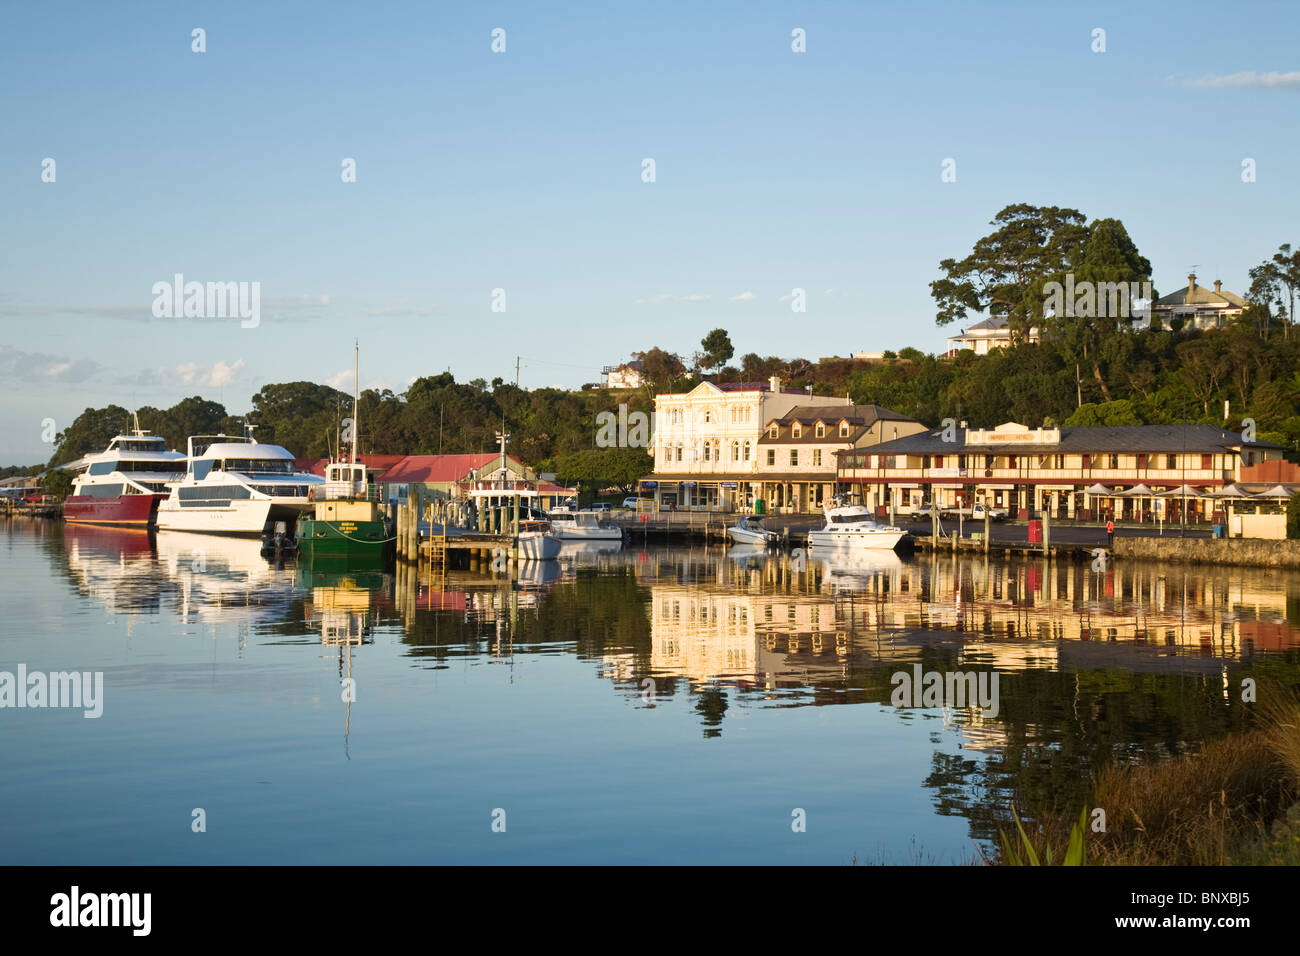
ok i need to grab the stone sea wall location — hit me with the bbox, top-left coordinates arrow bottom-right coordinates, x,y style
1113,536 -> 1300,569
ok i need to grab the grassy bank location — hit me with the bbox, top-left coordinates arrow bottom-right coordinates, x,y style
991,684 -> 1300,865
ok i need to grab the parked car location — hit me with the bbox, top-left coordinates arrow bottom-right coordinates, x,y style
907,503 -> 939,520
582,502 -> 612,513
972,503 -> 1007,521
622,496 -> 649,509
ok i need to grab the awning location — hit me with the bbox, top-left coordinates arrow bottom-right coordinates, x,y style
1082,483 -> 1113,495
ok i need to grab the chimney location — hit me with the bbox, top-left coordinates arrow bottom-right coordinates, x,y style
768,375 -> 781,392
1214,279 -> 1222,293
1188,273 -> 1197,295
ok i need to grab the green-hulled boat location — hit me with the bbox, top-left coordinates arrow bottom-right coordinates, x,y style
295,345 -> 395,560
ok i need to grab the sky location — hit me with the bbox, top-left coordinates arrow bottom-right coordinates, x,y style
2,0 -> 1298,463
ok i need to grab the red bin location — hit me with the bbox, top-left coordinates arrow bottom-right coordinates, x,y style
1027,519 -> 1042,543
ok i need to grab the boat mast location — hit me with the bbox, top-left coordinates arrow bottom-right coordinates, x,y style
352,340 -> 360,466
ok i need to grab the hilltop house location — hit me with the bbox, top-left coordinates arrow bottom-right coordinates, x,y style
1149,273 -> 1246,330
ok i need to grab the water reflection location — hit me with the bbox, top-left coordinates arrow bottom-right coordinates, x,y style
21,520 -> 1300,853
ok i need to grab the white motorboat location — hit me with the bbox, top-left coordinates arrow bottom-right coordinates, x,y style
806,504 -> 909,552
550,509 -> 623,541
726,515 -> 777,546
514,519 -> 563,560
155,431 -> 324,536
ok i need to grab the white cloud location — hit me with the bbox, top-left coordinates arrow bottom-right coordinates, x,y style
173,359 -> 246,388
777,293 -> 794,302
1185,71 -> 1300,90
729,291 -> 756,301
679,293 -> 712,302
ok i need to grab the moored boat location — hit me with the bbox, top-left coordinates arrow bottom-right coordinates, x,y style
550,509 -> 622,541
63,418 -> 186,526
806,504 -> 909,552
726,515 -> 777,546
515,519 -> 563,560
155,431 -> 323,536
295,345 -> 395,559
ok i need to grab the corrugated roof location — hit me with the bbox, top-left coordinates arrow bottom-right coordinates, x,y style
839,424 -> 1280,456
377,453 -> 510,484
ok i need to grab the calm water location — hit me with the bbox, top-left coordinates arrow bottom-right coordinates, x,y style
3,519 -> 1299,865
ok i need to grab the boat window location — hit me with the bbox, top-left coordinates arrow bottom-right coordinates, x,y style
221,458 -> 294,475
80,483 -> 124,498
88,461 -> 115,476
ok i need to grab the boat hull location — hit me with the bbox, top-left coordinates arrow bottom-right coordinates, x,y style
156,498 -> 308,536
296,516 -> 394,558
516,533 -> 563,560
807,529 -> 908,551
64,493 -> 166,527
726,527 -> 775,546
552,526 -> 623,541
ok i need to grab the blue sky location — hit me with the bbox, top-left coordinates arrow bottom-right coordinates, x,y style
2,0 -> 1298,462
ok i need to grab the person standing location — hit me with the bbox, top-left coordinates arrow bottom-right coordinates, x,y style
1106,517 -> 1115,549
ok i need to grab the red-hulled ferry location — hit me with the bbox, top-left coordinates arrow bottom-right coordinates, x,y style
63,422 -> 187,527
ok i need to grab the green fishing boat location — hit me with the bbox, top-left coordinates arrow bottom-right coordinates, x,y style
295,345 -> 395,560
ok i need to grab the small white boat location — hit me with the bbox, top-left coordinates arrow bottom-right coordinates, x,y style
515,519 -> 563,560
726,515 -> 777,546
807,504 -> 908,551
550,509 -> 623,541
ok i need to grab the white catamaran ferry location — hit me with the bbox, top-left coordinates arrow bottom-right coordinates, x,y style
155,432 -> 324,536
806,503 -> 909,552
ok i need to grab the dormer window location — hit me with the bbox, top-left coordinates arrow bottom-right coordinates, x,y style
769,424 -> 778,439
792,423 -> 802,438
839,422 -> 849,438
815,423 -> 825,438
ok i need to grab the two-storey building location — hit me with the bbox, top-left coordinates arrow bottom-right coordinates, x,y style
837,421 -> 1284,522
756,404 -> 925,513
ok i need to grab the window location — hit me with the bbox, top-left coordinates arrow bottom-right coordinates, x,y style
792,423 -> 802,439
703,409 -> 712,424
1200,453 -> 1212,470
813,449 -> 822,467
732,441 -> 740,461
1137,453 -> 1147,470
935,455 -> 944,468
766,450 -> 776,466
769,424 -> 778,439
922,455 -> 931,468
1166,454 -> 1176,470
1082,454 -> 1091,470
985,455 -> 994,469
790,450 -> 798,467
1054,454 -> 1064,470
743,441 -> 751,461
703,443 -> 711,462
1109,454 -> 1119,470
815,423 -> 825,438
675,444 -> 683,462
840,422 -> 850,438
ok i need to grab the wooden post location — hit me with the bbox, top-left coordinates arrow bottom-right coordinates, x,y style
1042,502 -> 1051,556
984,504 -> 990,555
407,488 -> 419,561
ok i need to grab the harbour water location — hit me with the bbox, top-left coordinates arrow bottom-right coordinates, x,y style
2,519 -> 1298,864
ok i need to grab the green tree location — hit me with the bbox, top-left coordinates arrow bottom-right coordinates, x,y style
699,328 -> 735,372
931,203 -> 1089,344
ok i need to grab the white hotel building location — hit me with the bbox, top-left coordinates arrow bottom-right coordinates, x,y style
643,377 -> 848,511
